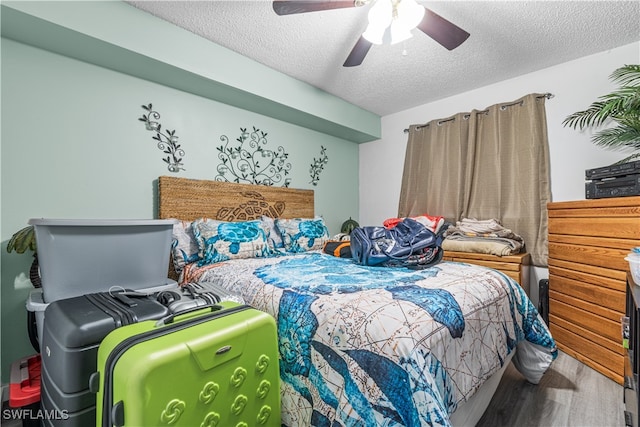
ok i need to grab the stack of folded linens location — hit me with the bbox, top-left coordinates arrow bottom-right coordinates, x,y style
442,218 -> 524,256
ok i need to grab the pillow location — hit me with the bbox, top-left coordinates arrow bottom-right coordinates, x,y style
275,217 -> 330,253
192,218 -> 272,266
170,220 -> 201,273
260,215 -> 284,249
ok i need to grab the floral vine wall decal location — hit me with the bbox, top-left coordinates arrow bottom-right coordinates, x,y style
309,145 -> 328,186
138,104 -> 185,172
215,126 -> 292,187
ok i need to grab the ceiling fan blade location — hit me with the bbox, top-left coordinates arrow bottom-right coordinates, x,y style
343,36 -> 372,67
273,1 -> 357,16
417,7 -> 470,50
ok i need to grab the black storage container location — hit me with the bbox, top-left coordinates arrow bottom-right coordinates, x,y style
538,279 -> 549,325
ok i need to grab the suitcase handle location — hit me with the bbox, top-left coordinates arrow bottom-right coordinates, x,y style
155,304 -> 224,326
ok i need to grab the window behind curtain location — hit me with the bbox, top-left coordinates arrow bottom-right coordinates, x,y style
398,93 -> 551,266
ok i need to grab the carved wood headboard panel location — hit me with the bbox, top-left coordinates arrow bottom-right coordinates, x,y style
157,176 -> 314,221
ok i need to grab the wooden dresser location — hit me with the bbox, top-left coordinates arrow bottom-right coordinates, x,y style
442,251 -> 531,294
547,196 -> 640,385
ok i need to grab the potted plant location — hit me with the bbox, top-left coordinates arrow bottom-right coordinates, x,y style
563,64 -> 640,164
6,225 -> 41,287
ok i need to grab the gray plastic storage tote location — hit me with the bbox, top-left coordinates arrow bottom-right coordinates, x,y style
28,219 -> 177,303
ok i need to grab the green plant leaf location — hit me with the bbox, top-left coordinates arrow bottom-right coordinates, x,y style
564,64 -> 640,159
592,125 -> 640,149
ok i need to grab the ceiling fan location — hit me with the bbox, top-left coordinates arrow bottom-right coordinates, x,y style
273,0 -> 470,67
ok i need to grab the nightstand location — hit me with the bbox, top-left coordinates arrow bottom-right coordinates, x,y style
442,251 -> 530,294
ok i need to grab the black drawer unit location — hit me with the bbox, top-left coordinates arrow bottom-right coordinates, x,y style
625,272 -> 640,427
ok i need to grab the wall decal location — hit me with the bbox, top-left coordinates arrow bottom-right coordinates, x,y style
309,145 -> 328,186
216,126 -> 292,187
138,104 -> 185,172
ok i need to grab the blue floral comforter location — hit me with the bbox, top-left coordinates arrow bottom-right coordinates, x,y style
184,252 -> 557,426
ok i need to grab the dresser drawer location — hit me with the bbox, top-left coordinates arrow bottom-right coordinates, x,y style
442,251 -> 529,291
548,216 -> 640,240
550,320 -> 624,385
549,272 -> 625,313
549,294 -> 624,344
548,259 -> 627,287
548,241 -> 632,271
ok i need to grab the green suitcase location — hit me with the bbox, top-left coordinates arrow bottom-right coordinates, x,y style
93,302 -> 280,427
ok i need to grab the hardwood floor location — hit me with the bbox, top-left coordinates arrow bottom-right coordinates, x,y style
476,351 -> 625,427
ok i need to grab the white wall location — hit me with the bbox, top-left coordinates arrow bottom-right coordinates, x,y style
359,42 -> 640,303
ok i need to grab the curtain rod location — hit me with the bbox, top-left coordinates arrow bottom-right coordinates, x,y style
403,93 -> 554,133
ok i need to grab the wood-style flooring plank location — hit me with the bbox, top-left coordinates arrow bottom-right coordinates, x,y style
475,351 -> 624,427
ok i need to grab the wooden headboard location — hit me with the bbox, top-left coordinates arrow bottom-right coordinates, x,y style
158,176 -> 314,221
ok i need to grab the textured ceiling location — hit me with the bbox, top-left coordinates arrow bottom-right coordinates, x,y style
126,0 -> 640,116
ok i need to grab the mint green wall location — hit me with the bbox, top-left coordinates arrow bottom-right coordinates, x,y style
1,1 -> 380,143
0,37 -> 360,382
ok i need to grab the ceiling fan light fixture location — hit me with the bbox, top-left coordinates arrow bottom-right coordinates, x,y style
362,26 -> 385,45
389,24 -> 412,44
363,0 -> 425,45
362,0 -> 391,44
396,0 -> 425,32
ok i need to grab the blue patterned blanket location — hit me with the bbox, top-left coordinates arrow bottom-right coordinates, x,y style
185,252 -> 557,426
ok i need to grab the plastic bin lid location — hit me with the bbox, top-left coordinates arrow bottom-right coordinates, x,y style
28,218 -> 177,226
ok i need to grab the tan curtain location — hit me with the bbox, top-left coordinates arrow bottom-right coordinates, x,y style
399,112 -> 472,221
398,93 -> 551,266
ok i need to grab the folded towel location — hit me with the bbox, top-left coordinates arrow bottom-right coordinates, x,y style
445,218 -> 523,241
442,238 -> 520,256
457,218 -> 505,234
443,217 -> 525,256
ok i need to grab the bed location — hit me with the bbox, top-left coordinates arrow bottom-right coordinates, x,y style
157,176 -> 557,427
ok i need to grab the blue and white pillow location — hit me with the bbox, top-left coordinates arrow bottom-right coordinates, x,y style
275,217 -> 330,253
192,218 -> 272,266
260,215 -> 285,250
170,220 -> 201,273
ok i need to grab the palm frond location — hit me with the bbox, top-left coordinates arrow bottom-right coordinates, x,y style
614,152 -> 640,164
610,64 -> 640,86
562,101 -> 611,129
620,91 -> 640,112
6,225 -> 36,254
617,113 -> 640,130
600,87 -> 640,104
564,64 -> 640,159
592,126 -> 640,150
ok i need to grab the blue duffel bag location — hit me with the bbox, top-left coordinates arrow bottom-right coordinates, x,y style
350,217 -> 443,269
